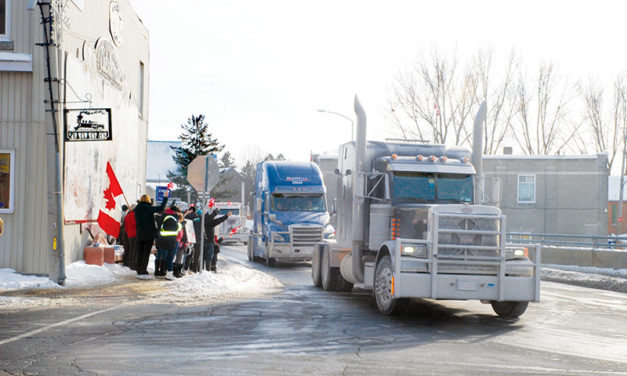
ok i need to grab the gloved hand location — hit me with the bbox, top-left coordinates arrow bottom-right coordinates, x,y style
212,208 -> 220,215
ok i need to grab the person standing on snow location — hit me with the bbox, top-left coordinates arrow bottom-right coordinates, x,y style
134,191 -> 169,279
124,204 -> 138,271
203,208 -> 231,272
157,211 -> 183,280
154,204 -> 180,277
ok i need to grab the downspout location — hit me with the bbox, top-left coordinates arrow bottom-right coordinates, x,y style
37,2 -> 66,285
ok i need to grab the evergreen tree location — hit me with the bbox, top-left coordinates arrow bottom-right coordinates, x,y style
166,114 -> 222,202
220,151 -> 236,168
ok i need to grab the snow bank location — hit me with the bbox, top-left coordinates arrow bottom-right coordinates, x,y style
0,255 -> 283,310
542,265 -> 627,293
0,268 -> 60,291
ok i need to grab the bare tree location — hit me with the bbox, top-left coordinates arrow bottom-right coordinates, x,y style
509,62 -> 576,155
575,77 -> 627,172
388,48 -> 478,146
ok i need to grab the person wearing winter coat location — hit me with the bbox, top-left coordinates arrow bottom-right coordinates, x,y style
124,205 -> 137,271
184,207 -> 203,272
154,205 -> 180,277
134,191 -> 169,279
156,211 -> 183,280
203,208 -> 231,271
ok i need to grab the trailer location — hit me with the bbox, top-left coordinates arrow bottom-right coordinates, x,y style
311,97 -> 540,317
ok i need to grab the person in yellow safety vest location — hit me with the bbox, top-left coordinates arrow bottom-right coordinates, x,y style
157,211 -> 183,280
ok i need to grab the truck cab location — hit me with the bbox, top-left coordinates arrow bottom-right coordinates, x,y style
312,97 -> 540,318
248,161 -> 331,266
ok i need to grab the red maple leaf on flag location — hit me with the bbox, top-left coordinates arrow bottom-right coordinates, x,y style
103,187 -> 116,210
167,182 -> 174,190
208,197 -> 216,208
229,226 -> 241,237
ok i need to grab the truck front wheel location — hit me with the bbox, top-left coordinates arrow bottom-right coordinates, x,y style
490,301 -> 529,318
374,255 -> 407,315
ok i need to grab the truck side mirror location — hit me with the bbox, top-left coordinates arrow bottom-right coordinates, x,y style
256,197 -> 262,212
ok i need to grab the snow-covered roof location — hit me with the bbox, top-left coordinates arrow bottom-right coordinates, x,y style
608,176 -> 627,201
146,140 -> 180,182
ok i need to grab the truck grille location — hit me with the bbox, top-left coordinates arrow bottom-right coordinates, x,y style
290,225 -> 323,247
435,213 -> 501,275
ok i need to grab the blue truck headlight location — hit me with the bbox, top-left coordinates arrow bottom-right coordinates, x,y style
401,244 -> 427,258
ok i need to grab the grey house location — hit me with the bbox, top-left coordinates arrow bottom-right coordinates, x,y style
483,153 -> 608,237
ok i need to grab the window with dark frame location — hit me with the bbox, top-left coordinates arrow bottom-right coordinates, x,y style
0,151 -> 12,211
0,0 -> 6,35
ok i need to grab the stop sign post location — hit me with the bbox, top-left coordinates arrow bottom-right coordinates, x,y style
187,155 -> 220,273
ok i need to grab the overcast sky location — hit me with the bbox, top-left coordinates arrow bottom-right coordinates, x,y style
130,0 -> 627,165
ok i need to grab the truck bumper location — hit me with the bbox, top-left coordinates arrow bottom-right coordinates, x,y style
394,273 -> 538,301
269,243 -> 314,261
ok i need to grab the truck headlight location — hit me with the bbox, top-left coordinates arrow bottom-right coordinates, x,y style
272,233 -> 289,243
505,248 -> 528,260
401,244 -> 427,258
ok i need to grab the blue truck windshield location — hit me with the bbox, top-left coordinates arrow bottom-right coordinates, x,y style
392,172 -> 473,204
271,194 -> 326,212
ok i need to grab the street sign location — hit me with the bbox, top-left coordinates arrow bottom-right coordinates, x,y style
155,186 -> 168,202
187,155 -> 219,192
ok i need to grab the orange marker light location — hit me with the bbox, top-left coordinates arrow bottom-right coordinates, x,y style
417,155 -> 424,161
392,154 -> 398,160
391,276 -> 395,296
429,155 -> 436,162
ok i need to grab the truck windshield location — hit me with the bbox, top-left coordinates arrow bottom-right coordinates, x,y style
271,194 -> 326,212
219,208 -> 239,216
391,172 -> 473,204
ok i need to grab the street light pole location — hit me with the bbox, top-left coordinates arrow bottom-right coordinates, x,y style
317,109 -> 354,142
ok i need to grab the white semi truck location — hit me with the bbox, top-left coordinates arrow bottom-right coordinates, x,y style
312,97 -> 540,317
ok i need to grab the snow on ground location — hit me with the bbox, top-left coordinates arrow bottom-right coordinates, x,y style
0,254 -> 283,310
542,265 -> 627,293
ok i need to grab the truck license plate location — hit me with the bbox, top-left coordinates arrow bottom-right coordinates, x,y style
457,280 -> 478,291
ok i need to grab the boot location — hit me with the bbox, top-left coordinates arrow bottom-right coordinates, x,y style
173,263 -> 183,278
154,259 -> 160,277
155,259 -> 165,277
165,270 -> 175,280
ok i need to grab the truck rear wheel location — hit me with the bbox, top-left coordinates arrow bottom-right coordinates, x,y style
490,301 -> 529,318
374,255 -> 407,315
312,245 -> 322,287
321,245 -> 339,291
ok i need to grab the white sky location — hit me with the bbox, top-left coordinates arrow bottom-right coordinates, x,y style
130,0 -> 627,165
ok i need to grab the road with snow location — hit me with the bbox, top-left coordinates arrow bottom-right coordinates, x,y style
1,244 -> 626,375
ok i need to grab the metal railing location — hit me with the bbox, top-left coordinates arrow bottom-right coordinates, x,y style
506,232 -> 627,250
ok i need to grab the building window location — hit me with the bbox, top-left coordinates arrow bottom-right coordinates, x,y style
517,174 -> 535,203
0,150 -> 14,213
0,0 -> 9,40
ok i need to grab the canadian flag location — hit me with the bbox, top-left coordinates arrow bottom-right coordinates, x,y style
228,226 -> 241,238
97,162 -> 124,238
208,197 -> 216,209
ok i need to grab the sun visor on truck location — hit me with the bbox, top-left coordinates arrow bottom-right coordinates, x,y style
386,161 -> 476,174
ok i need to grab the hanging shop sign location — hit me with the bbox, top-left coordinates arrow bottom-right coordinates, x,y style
64,108 -> 112,141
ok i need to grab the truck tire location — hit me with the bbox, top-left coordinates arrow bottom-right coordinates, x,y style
490,301 -> 529,318
374,255 -> 407,315
311,244 -> 322,287
321,245 -> 339,291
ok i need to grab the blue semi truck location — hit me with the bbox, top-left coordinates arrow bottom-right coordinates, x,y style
248,161 -> 332,266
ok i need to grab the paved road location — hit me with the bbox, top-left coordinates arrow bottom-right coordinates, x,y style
1,244 -> 626,375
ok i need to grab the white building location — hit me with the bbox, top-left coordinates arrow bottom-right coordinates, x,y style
0,0 -> 149,282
